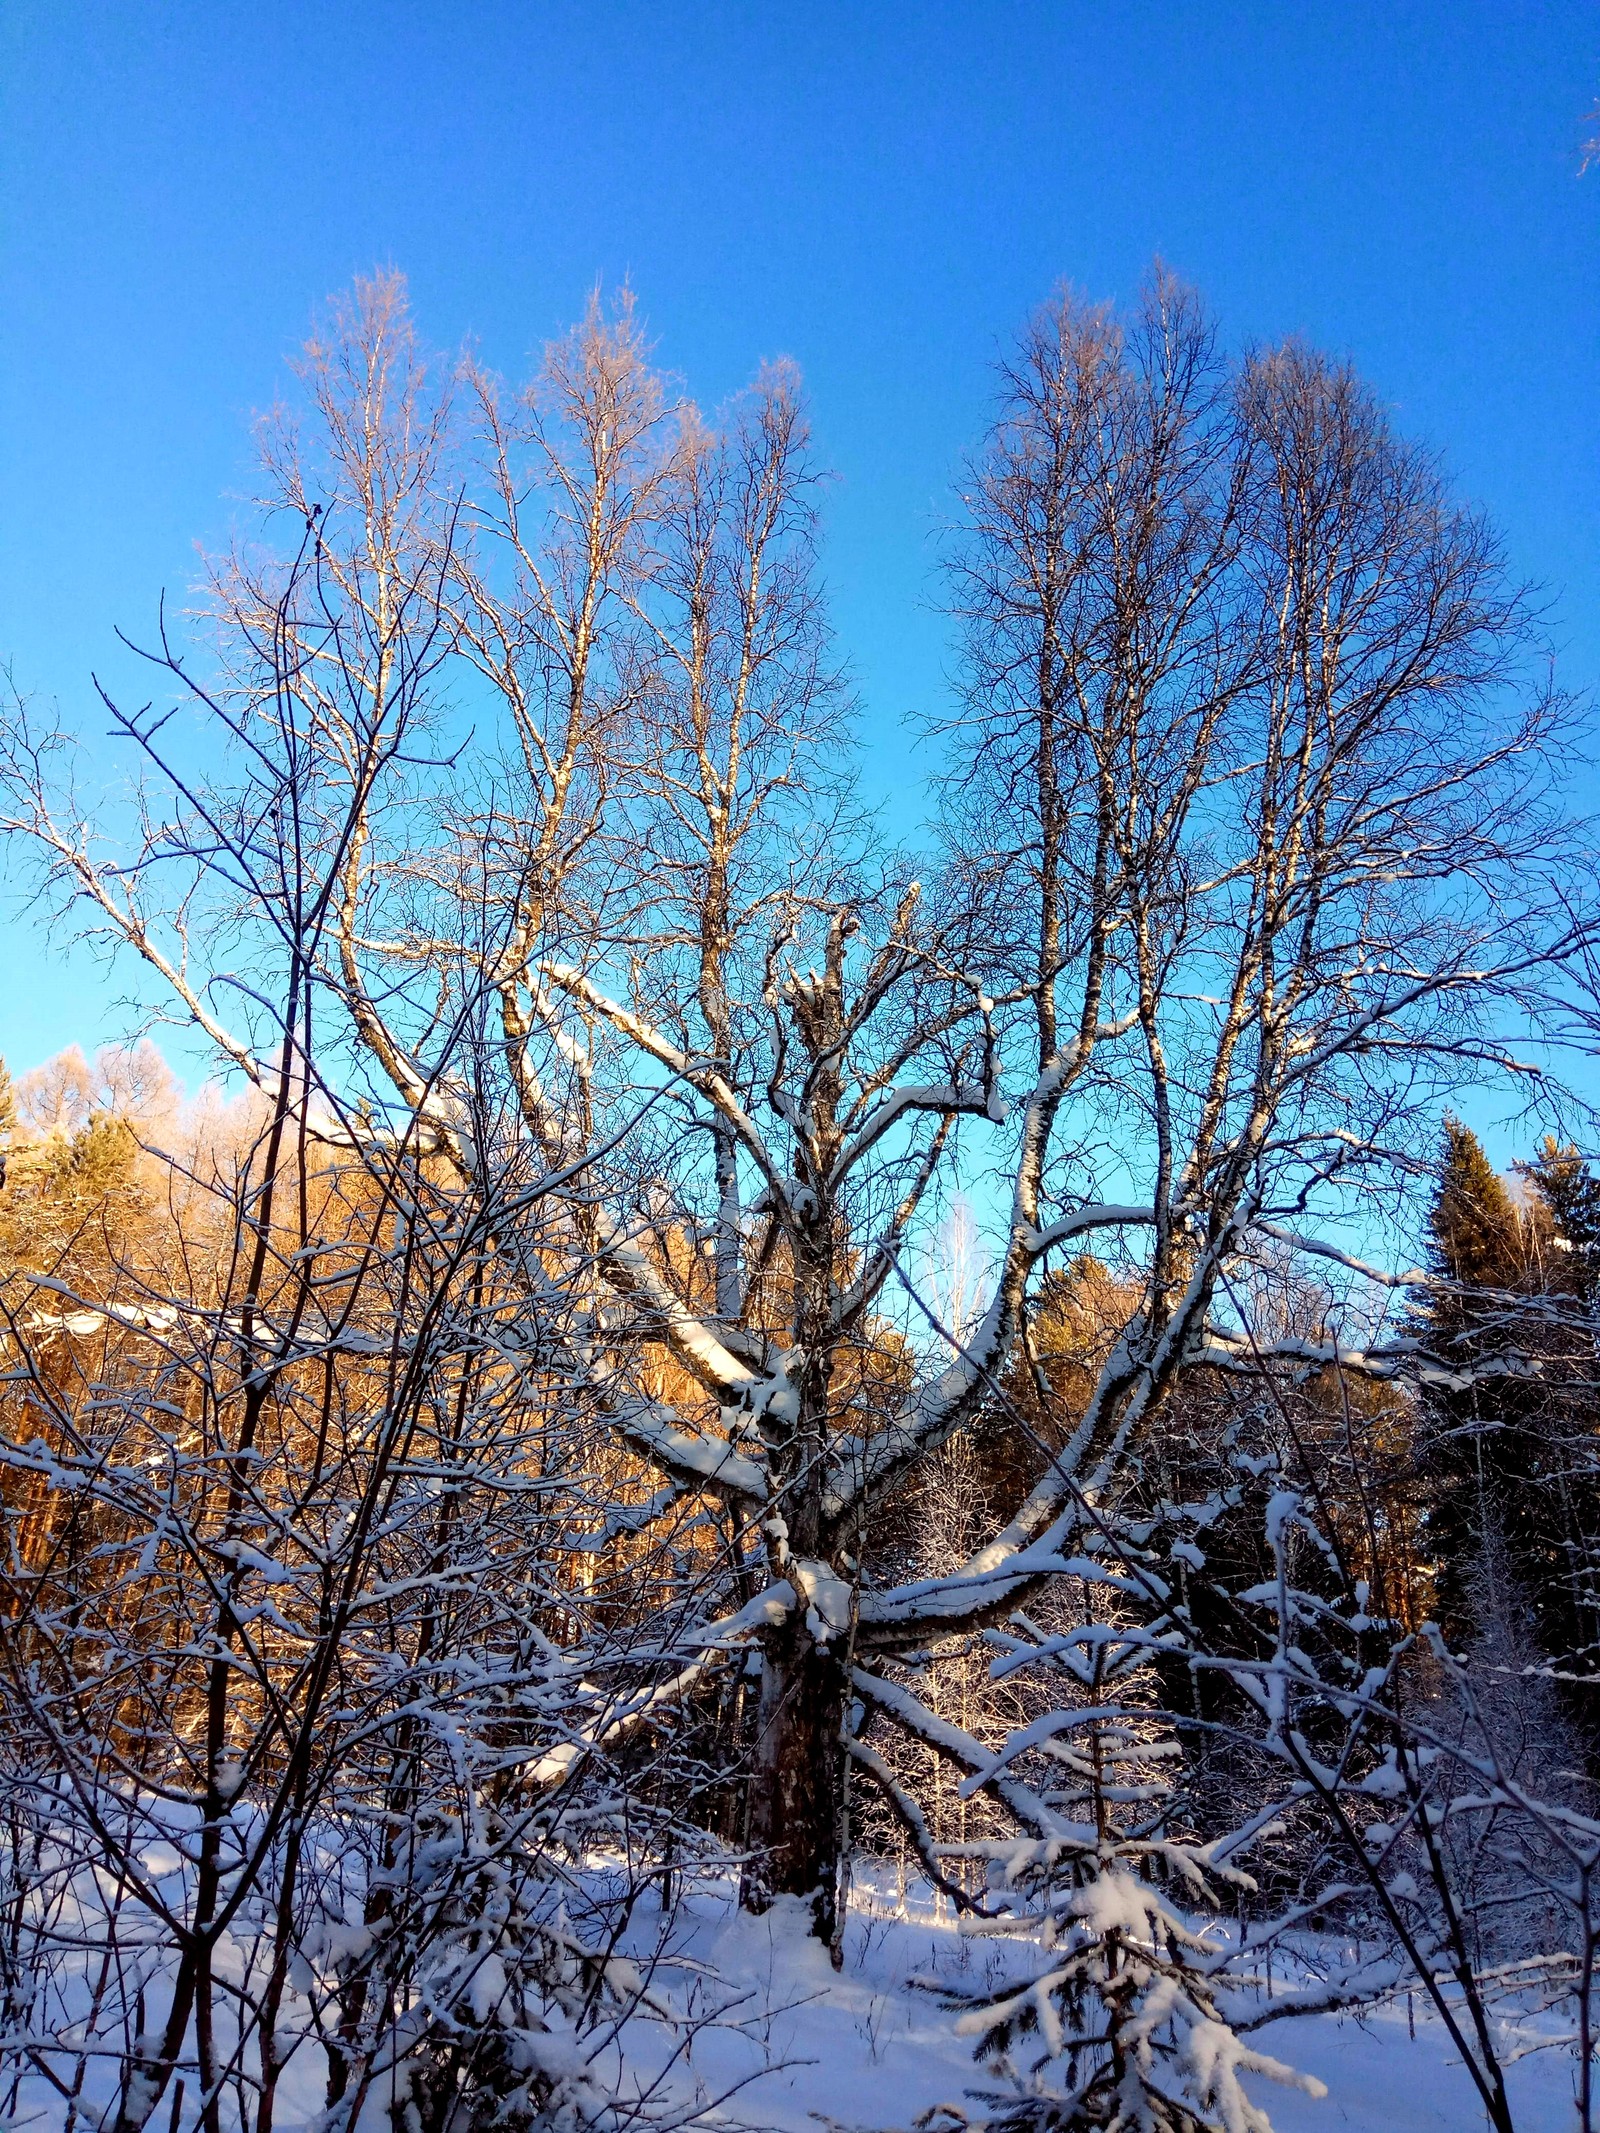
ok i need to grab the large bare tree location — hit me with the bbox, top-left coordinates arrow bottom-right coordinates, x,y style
0,266 -> 1582,2067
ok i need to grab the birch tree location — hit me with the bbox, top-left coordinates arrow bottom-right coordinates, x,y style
0,264 -> 1582,2033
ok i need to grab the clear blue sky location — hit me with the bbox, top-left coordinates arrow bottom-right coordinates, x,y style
2,1 -> 1598,1089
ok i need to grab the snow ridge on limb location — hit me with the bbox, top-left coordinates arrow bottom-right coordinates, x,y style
856,1216 -> 1237,1641
596,1383 -> 769,1503
587,1211 -> 767,1403
822,1194 -> 1156,1538
849,1667 -> 1065,1840
540,959 -> 787,1205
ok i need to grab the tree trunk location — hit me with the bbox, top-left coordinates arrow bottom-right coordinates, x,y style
742,1613 -> 845,1941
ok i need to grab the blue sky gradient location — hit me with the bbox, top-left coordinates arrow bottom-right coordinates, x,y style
2,1 -> 1598,1092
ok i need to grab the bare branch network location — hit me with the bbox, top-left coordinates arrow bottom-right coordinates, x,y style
0,267 -> 1596,2133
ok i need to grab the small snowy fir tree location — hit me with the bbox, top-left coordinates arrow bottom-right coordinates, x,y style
926,1588 -> 1325,2132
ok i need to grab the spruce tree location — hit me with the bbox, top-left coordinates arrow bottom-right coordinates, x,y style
1415,1118 -> 1539,1650
1416,1121 -> 1600,1726
1524,1140 -> 1600,1680
1528,1136 -> 1600,1314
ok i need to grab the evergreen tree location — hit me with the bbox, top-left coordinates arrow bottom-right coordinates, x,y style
1528,1136 -> 1600,1315
1415,1119 -> 1540,1649
1523,1140 -> 1600,1681
1416,1122 -> 1600,1710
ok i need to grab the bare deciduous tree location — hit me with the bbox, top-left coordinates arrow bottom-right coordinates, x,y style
0,264 -> 1591,2133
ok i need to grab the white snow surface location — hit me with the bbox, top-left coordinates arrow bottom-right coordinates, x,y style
604,1873 -> 1585,2133
8,1864 -> 1588,2132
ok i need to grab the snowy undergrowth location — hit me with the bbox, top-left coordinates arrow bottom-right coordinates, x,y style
3,1858 -> 1588,2133
608,1871 -> 1589,2133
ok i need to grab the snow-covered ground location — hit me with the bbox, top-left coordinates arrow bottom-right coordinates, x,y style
612,1875 -> 1589,2132
4,1861 -> 1587,2132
